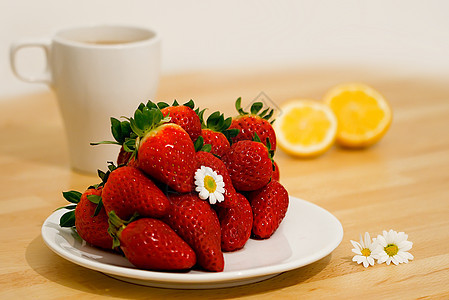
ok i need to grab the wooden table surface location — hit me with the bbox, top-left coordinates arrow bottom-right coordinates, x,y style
1,66 -> 448,299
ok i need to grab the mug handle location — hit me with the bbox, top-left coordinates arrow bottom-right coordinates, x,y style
10,39 -> 52,85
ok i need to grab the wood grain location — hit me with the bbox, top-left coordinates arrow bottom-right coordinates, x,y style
1,65 -> 448,299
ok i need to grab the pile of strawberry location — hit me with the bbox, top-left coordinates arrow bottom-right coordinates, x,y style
58,98 -> 289,272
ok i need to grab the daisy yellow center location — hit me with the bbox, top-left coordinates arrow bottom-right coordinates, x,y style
385,244 -> 399,256
204,175 -> 217,193
361,248 -> 371,257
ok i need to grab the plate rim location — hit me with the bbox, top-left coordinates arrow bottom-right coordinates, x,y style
41,196 -> 343,284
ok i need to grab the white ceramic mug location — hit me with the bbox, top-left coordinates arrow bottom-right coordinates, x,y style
10,24 -> 161,174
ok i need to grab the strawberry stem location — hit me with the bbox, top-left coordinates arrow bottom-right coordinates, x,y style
107,211 -> 139,249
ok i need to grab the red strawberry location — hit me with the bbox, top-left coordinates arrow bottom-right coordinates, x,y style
199,111 -> 239,157
137,124 -> 195,192
248,180 -> 289,239
101,165 -> 170,220
272,161 -> 280,181
195,150 -> 238,208
229,97 -> 277,151
215,193 -> 253,252
108,213 -> 196,271
59,188 -> 113,250
128,103 -> 196,193
165,193 -> 224,272
160,100 -> 202,142
117,145 -> 132,166
222,138 -> 273,191
201,129 -> 230,158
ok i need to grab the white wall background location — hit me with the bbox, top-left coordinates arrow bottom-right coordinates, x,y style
1,0 -> 449,98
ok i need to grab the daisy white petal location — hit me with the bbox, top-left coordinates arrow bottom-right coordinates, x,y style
193,165 -> 226,205
402,251 -> 414,261
354,256 -> 364,264
215,192 -> 224,203
363,232 -> 372,247
376,229 -> 413,266
399,240 -> 413,252
376,235 -> 387,247
352,248 -> 362,255
216,186 -> 225,193
350,240 -> 362,250
351,232 -> 379,268
209,193 -> 217,204
195,180 -> 205,187
199,189 -> 209,200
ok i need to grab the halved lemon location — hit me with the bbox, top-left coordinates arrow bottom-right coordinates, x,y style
323,83 -> 392,148
273,99 -> 337,157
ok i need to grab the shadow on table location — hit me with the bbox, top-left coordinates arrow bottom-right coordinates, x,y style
26,235 -> 331,299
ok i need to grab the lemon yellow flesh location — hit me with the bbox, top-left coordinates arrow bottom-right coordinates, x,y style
329,91 -> 386,136
280,107 -> 332,146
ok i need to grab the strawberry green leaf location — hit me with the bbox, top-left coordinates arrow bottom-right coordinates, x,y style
194,136 -> 204,152
223,128 -> 239,143
183,99 -> 195,109
62,191 -> 82,204
91,117 -> 132,146
250,102 -> 263,115
134,109 -> 146,133
55,204 -> 77,211
201,143 -> 212,152
196,108 -> 206,126
128,102 -> 171,144
145,100 -> 158,110
111,118 -> 122,142
95,162 -> 116,187
207,111 -> 221,128
259,107 -> 270,118
193,136 -> 212,152
266,137 -> 272,150
223,117 -> 232,130
216,114 -> 225,129
90,140 -> 120,146
88,183 -> 100,189
235,97 -> 245,115
123,138 -> 136,153
157,102 -> 169,109
93,198 -> 103,217
253,132 -> 262,143
107,161 -> 117,172
97,169 -> 106,181
87,194 -> 102,204
137,103 -> 145,111
152,109 -> 164,125
111,118 -> 123,143
172,99 -> 180,106
263,109 -> 275,121
60,210 -> 76,227
234,97 -> 276,122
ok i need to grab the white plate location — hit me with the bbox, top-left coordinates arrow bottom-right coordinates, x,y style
41,196 -> 343,289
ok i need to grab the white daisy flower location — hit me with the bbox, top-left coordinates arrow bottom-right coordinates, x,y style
194,166 -> 225,205
351,232 -> 382,268
376,229 -> 414,265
